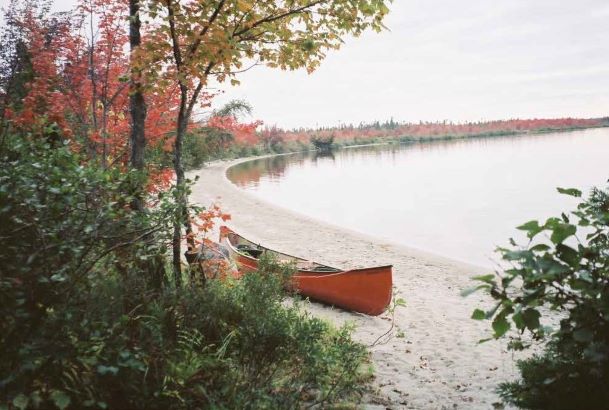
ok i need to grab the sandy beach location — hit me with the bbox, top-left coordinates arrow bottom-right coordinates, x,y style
188,157 -> 521,409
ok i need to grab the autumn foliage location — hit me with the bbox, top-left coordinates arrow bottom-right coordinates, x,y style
207,115 -> 262,145
267,117 -> 608,146
1,0 -> 258,188
6,8 -> 73,137
3,1 -> 155,173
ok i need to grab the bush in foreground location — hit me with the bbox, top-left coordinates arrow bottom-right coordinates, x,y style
0,136 -> 370,409
468,184 -> 609,409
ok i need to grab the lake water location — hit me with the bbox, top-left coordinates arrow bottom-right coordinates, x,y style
227,128 -> 609,267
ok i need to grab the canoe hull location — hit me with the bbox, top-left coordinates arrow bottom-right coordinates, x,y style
219,226 -> 393,316
292,266 -> 392,316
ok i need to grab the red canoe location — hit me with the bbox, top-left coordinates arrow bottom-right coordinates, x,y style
219,226 -> 393,316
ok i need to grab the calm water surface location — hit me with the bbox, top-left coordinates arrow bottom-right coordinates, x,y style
227,128 -> 609,267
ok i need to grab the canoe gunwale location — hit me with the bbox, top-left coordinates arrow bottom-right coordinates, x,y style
220,225 -> 392,274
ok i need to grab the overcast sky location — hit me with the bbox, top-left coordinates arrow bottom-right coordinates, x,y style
3,0 -> 609,128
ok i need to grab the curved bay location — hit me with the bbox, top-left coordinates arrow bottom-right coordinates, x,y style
227,128 -> 609,267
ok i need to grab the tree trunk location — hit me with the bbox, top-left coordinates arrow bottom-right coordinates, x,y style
129,0 -> 147,211
101,105 -> 108,168
172,85 -> 198,286
128,0 -> 165,292
172,86 -> 187,285
88,7 -> 99,164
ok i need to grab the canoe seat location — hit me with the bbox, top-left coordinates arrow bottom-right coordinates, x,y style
236,244 -> 263,258
296,261 -> 341,273
309,266 -> 341,273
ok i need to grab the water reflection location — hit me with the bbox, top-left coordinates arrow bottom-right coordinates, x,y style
227,153 -> 307,187
227,128 -> 609,267
312,150 -> 336,163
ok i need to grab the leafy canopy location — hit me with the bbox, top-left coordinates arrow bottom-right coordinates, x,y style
141,0 -> 391,86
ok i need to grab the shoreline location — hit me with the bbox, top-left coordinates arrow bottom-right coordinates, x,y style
187,158 -> 521,409
198,124 -> 609,166
224,155 -> 488,271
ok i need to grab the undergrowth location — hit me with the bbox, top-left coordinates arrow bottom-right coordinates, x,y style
0,136 -> 371,409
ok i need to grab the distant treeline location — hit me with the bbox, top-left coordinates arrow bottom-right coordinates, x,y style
271,117 -> 609,144
184,117 -> 609,169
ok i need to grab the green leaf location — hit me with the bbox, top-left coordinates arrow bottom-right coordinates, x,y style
471,309 -> 486,320
512,311 -> 525,330
522,308 -> 541,330
97,365 -> 119,375
472,274 -> 496,285
394,298 -> 406,307
557,187 -> 582,197
460,284 -> 490,297
485,302 -> 502,319
517,220 -> 543,238
556,243 -> 579,267
29,391 -> 42,408
50,390 -> 71,410
50,273 -> 67,282
503,249 -> 533,261
549,223 -> 576,244
538,258 -> 570,276
492,316 -> 510,338
578,271 -> 593,283
12,394 -> 29,410
530,243 -> 550,252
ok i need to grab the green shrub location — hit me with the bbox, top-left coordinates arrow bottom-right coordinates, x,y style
468,184 -> 609,409
168,257 -> 370,408
1,136 -> 369,409
0,135 -> 172,408
498,339 -> 609,409
182,128 -> 236,170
